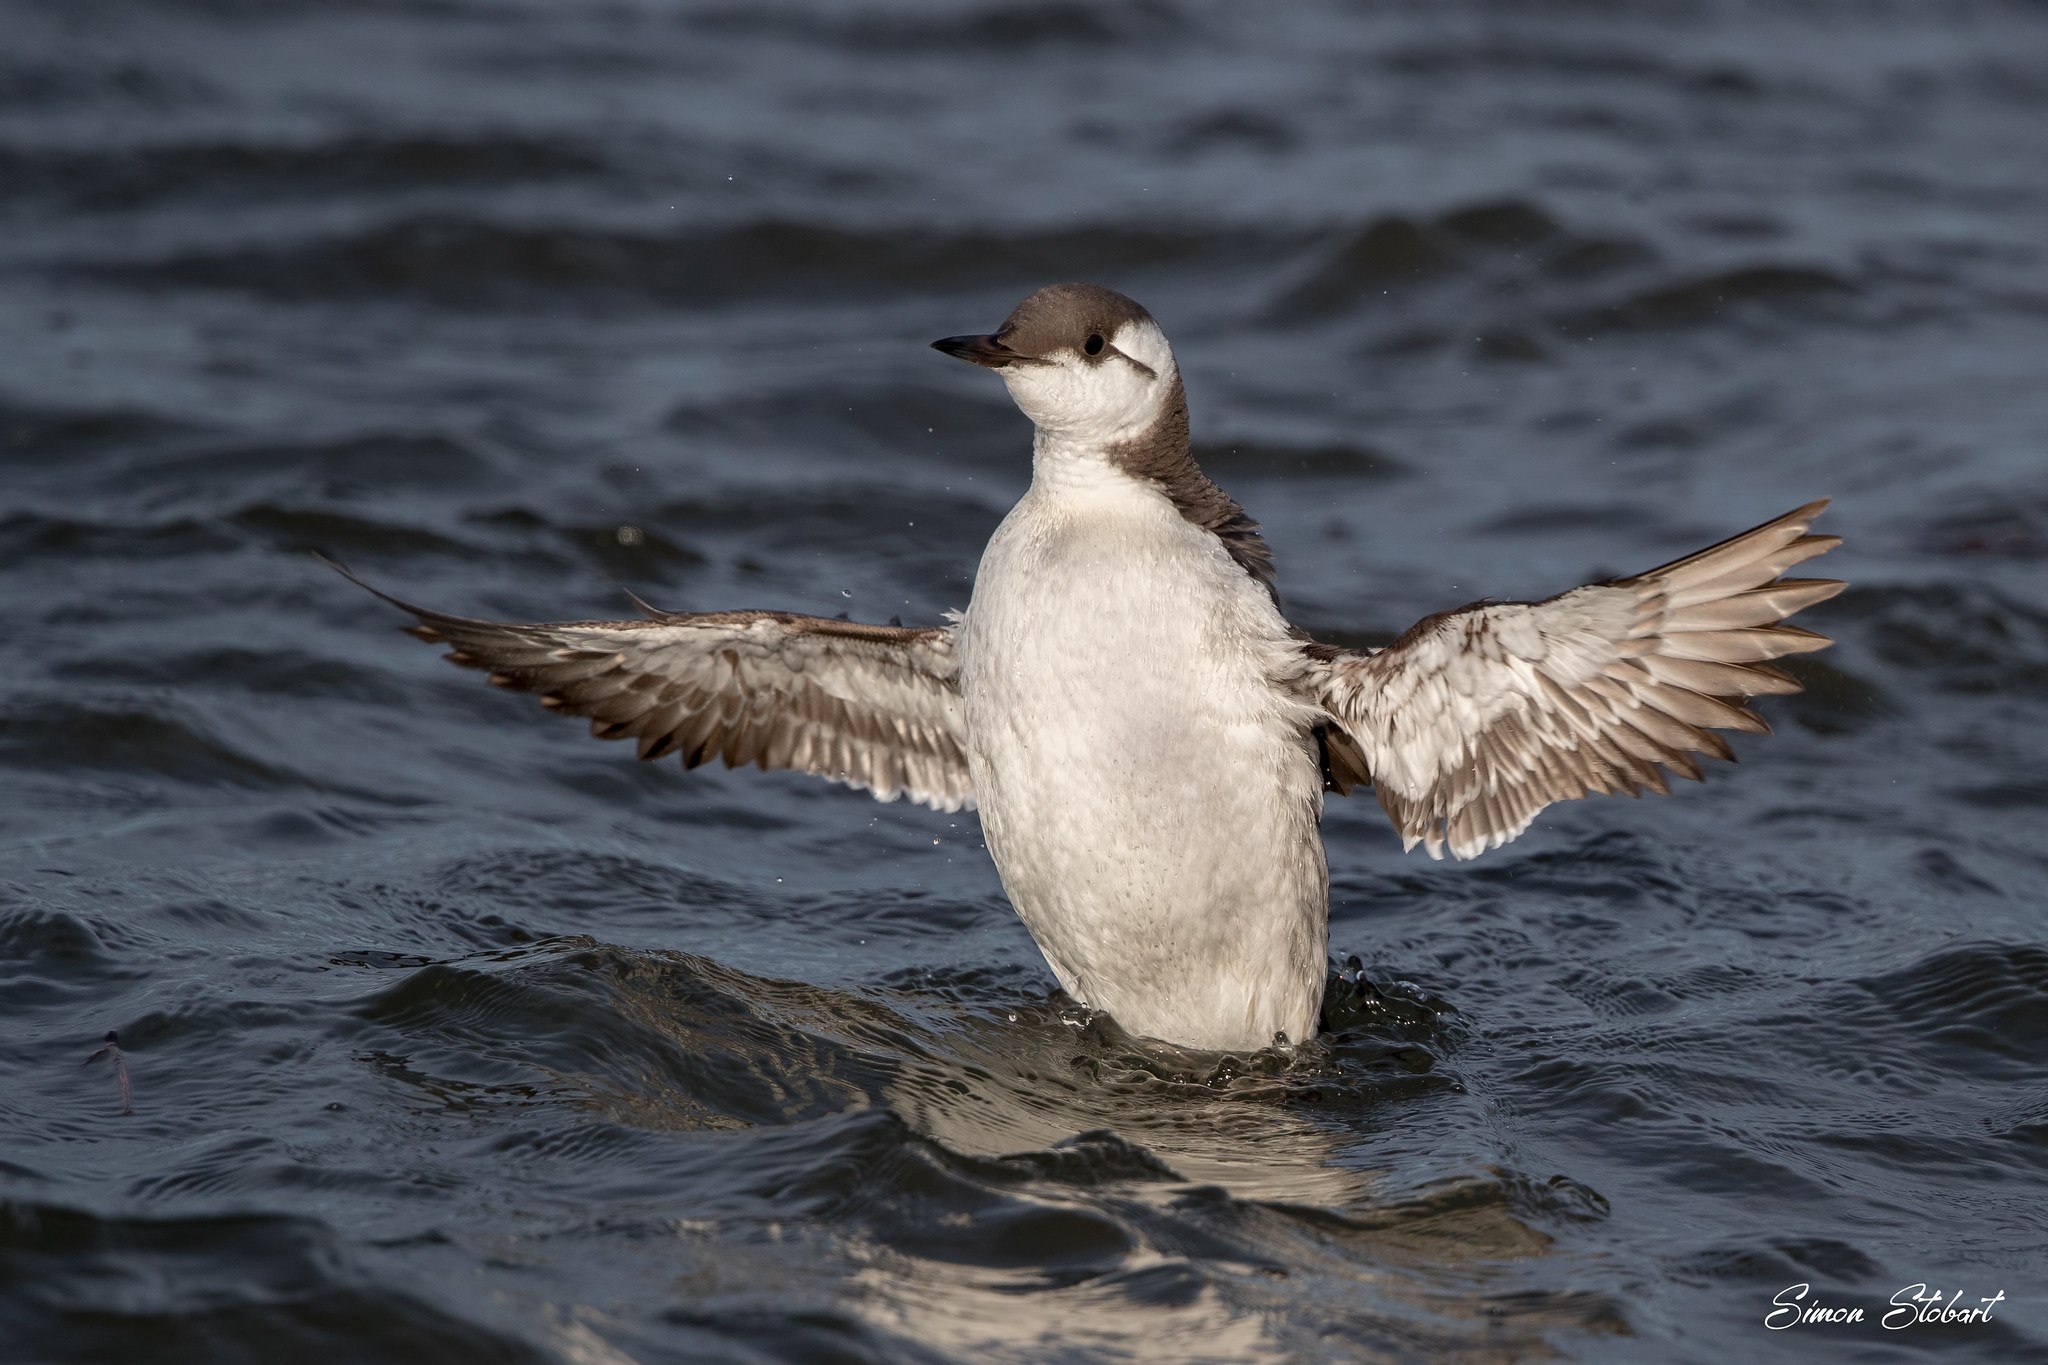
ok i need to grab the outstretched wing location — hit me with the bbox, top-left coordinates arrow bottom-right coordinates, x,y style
1311,501 -> 1844,859
327,560 -> 973,812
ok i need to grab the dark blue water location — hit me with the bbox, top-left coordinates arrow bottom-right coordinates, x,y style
4,2 -> 2047,1360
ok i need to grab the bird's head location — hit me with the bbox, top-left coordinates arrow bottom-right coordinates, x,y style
933,282 -> 1178,444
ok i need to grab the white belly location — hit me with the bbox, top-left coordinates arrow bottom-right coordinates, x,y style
959,475 -> 1329,1052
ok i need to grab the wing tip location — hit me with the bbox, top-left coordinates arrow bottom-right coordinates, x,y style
623,587 -> 684,622
314,549 -> 479,635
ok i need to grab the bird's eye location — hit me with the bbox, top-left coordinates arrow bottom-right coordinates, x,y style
1083,334 -> 1104,356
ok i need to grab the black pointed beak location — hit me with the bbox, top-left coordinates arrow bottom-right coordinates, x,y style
932,333 -> 1025,368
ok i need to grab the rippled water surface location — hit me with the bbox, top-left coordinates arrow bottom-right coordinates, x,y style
6,2 -> 2048,1360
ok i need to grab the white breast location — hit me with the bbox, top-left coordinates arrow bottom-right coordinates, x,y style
958,452 -> 1329,1051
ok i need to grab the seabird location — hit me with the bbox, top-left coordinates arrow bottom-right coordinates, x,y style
330,282 -> 1844,1053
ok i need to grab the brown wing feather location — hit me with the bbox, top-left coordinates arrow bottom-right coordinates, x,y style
323,558 -> 972,811
1312,501 -> 1844,859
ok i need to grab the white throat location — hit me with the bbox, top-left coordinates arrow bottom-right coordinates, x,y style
999,318 -> 1178,449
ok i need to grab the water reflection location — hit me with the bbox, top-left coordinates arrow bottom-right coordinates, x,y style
563,945 -> 1618,1357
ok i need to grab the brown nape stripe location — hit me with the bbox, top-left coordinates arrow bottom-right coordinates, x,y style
1105,376 -> 1279,601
